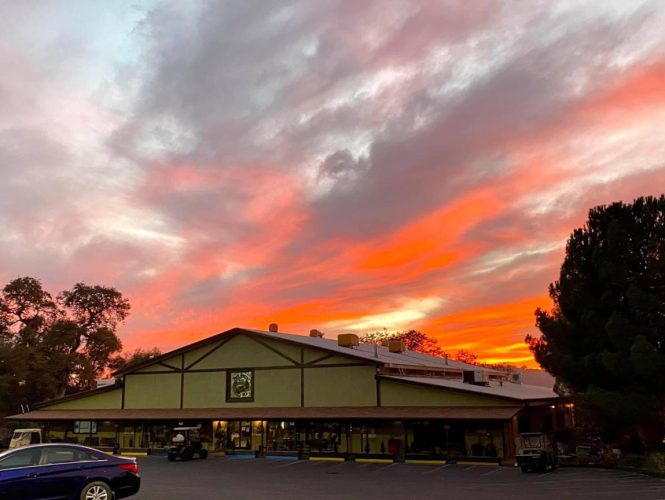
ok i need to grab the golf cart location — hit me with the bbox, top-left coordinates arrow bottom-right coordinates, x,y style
515,432 -> 557,472
9,428 -> 42,449
167,427 -> 208,461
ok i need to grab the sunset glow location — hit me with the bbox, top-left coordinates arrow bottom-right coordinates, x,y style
2,1 -> 665,368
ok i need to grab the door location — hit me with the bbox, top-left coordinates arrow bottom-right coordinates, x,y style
228,421 -> 252,450
0,447 -> 43,500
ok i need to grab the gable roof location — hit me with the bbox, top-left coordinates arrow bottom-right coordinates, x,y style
380,375 -> 558,402
114,327 -> 498,376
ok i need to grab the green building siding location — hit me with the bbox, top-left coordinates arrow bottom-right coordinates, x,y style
379,380 -> 516,407
304,365 -> 377,407
124,373 -> 181,409
182,369 -> 301,408
44,389 -> 122,410
185,335 -> 297,370
182,372 -> 226,408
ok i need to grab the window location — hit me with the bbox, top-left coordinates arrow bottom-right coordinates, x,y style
73,421 -> 97,434
42,449 -> 76,464
0,449 -> 40,469
40,447 -> 101,465
266,421 -> 298,452
226,369 -> 254,402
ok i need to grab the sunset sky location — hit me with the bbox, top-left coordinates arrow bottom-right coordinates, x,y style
1,1 -> 665,367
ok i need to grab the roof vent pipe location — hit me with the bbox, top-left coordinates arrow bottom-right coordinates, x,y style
444,353 -> 449,365
373,344 -> 379,358
268,323 -> 279,333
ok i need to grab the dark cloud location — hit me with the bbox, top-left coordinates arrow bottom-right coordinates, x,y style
318,149 -> 366,181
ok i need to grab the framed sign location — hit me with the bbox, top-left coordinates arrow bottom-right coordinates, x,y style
226,369 -> 254,402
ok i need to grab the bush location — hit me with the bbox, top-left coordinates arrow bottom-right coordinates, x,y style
620,453 -> 646,468
620,452 -> 665,473
645,452 -> 665,472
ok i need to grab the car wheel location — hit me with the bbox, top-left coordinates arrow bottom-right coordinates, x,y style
200,449 -> 208,459
80,481 -> 113,500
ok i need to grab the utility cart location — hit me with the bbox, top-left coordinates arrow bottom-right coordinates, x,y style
515,432 -> 557,472
167,427 -> 209,461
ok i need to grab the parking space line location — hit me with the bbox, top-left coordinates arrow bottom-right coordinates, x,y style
423,464 -> 453,474
482,467 -> 506,475
372,463 -> 401,472
275,460 -> 306,468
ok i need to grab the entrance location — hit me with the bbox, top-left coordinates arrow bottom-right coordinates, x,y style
228,421 -> 252,450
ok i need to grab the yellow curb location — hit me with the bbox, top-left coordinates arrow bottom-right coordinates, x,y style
309,457 -> 345,462
406,459 -> 446,465
121,452 -> 148,457
456,461 -> 499,466
355,458 -> 394,464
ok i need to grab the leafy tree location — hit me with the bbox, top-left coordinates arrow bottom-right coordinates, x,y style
454,350 -> 478,365
527,195 -> 665,450
0,277 -> 131,411
360,329 -> 445,356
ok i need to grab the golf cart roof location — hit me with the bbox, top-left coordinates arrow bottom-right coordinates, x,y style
14,428 -> 41,433
173,427 -> 199,431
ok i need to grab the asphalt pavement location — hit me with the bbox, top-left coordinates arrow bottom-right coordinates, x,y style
131,456 -> 665,500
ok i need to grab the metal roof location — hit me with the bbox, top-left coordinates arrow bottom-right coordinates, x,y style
244,329 -> 500,373
381,376 -> 558,401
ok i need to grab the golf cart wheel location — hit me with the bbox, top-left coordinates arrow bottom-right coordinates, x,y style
200,448 -> 208,459
80,481 -> 112,500
168,453 -> 176,462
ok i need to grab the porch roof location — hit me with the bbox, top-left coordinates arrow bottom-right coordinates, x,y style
7,406 -> 521,421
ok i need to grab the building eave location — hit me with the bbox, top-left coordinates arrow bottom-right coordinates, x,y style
6,406 -> 522,422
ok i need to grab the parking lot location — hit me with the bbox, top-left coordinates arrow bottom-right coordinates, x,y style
132,456 -> 665,499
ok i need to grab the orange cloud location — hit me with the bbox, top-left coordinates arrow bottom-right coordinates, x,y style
421,295 -> 552,368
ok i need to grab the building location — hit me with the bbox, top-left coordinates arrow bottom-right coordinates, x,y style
8,327 -> 568,463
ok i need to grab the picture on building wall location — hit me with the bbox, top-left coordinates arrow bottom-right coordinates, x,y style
227,369 -> 254,401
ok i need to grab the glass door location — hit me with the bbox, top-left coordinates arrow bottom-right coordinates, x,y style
228,420 -> 252,450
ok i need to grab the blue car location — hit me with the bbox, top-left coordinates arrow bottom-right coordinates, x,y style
0,443 -> 140,500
